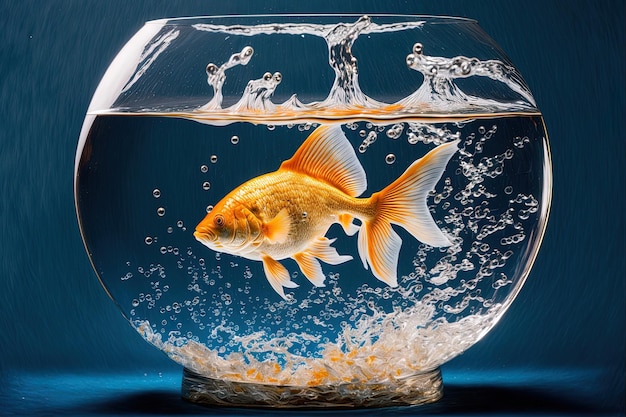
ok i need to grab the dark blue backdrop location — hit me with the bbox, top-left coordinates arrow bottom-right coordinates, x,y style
1,1 -> 624,415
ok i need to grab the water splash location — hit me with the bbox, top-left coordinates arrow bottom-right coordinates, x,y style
317,15 -> 382,109
200,46 -> 254,110
186,16 -> 538,121
400,42 -> 536,111
230,71 -> 282,112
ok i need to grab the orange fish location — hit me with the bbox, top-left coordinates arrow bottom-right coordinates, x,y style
194,125 -> 459,299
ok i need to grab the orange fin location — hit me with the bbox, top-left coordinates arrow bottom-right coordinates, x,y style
261,254 -> 298,300
357,221 -> 402,287
338,214 -> 359,236
280,125 -> 366,197
263,208 -> 290,244
308,237 -> 353,265
293,237 -> 352,287
293,252 -> 325,287
358,140 -> 459,287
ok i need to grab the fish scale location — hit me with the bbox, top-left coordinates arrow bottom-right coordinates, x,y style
226,170 -> 373,260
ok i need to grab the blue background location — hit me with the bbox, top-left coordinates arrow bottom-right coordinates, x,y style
1,0 -> 623,415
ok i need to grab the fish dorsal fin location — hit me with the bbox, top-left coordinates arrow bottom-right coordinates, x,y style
280,125 -> 367,197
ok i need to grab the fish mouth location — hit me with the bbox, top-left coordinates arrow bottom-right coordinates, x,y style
193,229 -> 217,246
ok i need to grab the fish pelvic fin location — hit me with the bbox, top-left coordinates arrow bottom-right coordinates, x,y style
293,237 -> 353,287
263,208 -> 291,244
261,254 -> 298,300
280,125 -> 367,197
358,140 -> 460,287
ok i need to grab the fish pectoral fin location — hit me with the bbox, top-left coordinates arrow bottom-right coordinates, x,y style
261,254 -> 298,300
338,214 -> 359,236
308,237 -> 353,265
293,252 -> 325,287
263,208 -> 291,244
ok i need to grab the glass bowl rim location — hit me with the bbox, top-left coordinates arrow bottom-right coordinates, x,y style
147,13 -> 478,25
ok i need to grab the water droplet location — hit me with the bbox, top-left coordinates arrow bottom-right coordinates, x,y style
210,155 -> 218,163
230,135 -> 239,144
145,236 -> 153,245
177,221 -> 183,228
157,207 -> 165,216
152,189 -> 161,198
385,154 -> 396,164
132,299 -> 139,307
200,165 -> 208,173
478,126 -> 486,134
206,205 -> 214,213
167,227 -> 173,234
202,181 -> 211,191
160,247 -> 167,254
206,63 -> 218,75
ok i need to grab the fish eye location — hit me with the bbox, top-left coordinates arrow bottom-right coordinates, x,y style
214,214 -> 225,228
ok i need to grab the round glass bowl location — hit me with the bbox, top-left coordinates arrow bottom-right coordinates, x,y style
75,14 -> 551,408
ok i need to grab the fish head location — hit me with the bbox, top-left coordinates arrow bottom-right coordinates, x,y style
194,208 -> 232,250
194,203 -> 261,252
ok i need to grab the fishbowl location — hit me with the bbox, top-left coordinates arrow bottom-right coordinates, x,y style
74,15 -> 551,408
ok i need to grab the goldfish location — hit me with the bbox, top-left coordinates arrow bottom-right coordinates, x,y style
194,125 -> 459,299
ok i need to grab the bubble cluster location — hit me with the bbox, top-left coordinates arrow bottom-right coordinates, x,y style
358,130 -> 377,153
385,123 -> 404,139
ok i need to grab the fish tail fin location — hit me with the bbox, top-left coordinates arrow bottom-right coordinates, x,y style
358,140 -> 459,287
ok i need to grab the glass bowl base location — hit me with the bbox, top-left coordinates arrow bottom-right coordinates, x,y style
181,367 -> 443,408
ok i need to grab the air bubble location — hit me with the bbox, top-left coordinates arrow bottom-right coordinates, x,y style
202,181 -> 211,191
504,186 -> 513,195
152,189 -> 161,198
210,155 -> 218,163
145,237 -> 153,245
160,247 -> 167,254
385,154 -> 396,164
167,227 -> 173,234
206,205 -> 214,213
230,135 -> 239,144
157,207 -> 165,216
177,221 -> 184,228
200,165 -> 208,173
